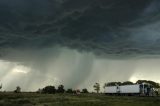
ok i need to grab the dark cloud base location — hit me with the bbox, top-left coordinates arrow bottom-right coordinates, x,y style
0,0 -> 160,57
1,0 -> 160,91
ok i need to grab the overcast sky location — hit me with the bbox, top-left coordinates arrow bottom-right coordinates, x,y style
0,0 -> 160,91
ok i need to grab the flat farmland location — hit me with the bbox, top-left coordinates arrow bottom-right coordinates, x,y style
0,93 -> 160,106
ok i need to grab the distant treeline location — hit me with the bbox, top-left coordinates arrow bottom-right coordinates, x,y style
1,80 -> 159,94
36,85 -> 88,94
104,80 -> 160,88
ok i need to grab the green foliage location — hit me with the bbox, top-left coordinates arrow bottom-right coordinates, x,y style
66,89 -> 73,94
93,83 -> 100,93
105,81 -> 134,87
82,88 -> 89,93
14,86 -> 21,93
57,85 -> 65,93
37,88 -> 43,93
104,80 -> 160,89
105,82 -> 122,87
136,80 -> 160,88
42,85 -> 56,94
0,93 -> 160,106
121,81 -> 134,85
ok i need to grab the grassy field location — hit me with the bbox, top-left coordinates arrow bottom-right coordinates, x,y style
0,93 -> 160,106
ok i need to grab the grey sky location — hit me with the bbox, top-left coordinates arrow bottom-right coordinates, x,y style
0,0 -> 160,91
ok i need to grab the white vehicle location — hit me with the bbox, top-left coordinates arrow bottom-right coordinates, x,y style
104,83 -> 153,96
105,86 -> 119,94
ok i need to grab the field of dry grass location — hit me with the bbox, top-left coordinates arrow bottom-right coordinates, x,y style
0,93 -> 160,106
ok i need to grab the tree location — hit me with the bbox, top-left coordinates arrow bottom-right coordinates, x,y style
103,83 -> 107,89
82,88 -> 89,93
121,81 -> 134,85
57,85 -> 65,93
14,86 -> 21,93
0,84 -> 2,90
37,88 -> 43,94
42,86 -> 56,94
104,81 -> 134,87
147,80 -> 160,88
66,89 -> 73,93
105,82 -> 122,86
136,80 -> 160,88
93,83 -> 100,93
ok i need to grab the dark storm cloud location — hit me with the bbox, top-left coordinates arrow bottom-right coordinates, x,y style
1,0 -> 160,91
0,0 -> 160,56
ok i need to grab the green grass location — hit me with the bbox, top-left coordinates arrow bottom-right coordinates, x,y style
0,93 -> 160,106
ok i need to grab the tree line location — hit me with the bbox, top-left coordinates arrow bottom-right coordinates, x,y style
36,85 -> 89,94
1,80 -> 159,94
104,80 -> 160,89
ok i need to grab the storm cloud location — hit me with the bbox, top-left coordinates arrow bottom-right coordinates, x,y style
0,0 -> 160,91
0,0 -> 160,55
